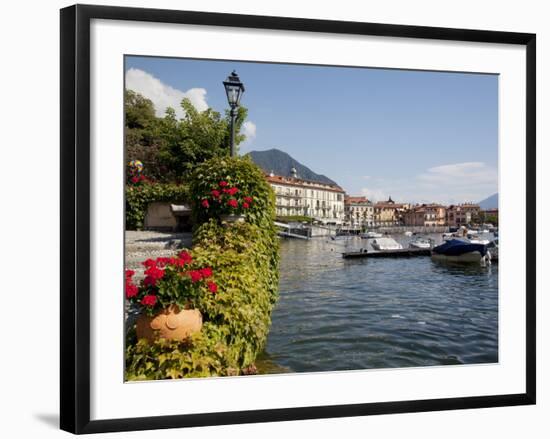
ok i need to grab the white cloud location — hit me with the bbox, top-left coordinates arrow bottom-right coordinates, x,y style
359,161 -> 498,205
125,68 -> 208,118
241,121 -> 257,141
418,162 -> 497,186
238,121 -> 257,153
360,188 -> 388,203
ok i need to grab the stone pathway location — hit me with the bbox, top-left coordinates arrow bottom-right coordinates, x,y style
125,230 -> 193,279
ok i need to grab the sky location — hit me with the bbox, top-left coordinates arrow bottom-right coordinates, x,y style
125,56 -> 498,205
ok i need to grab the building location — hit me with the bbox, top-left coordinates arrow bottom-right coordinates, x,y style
403,204 -> 446,227
373,196 -> 409,226
479,208 -> 499,225
446,203 -> 481,227
265,168 -> 345,224
344,196 -> 374,227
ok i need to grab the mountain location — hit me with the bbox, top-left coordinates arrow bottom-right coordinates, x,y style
478,193 -> 498,209
247,149 -> 338,186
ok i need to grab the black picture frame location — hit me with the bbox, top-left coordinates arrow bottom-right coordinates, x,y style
60,4 -> 536,434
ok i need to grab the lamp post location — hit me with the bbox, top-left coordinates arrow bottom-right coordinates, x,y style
223,70 -> 245,157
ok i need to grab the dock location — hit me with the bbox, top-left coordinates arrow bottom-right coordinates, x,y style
342,248 -> 432,259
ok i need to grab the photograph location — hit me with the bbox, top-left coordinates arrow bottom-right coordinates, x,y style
123,56 -> 499,381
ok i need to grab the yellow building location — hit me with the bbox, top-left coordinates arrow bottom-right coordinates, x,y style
266,169 -> 345,224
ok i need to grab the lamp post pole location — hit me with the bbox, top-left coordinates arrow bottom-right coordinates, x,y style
229,106 -> 237,157
223,70 -> 245,157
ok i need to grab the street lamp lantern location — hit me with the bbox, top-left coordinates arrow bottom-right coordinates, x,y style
223,70 -> 245,157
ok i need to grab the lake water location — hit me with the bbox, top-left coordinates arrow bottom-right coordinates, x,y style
262,233 -> 498,373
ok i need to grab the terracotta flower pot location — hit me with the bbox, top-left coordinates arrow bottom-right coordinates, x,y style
220,213 -> 245,224
136,305 -> 202,343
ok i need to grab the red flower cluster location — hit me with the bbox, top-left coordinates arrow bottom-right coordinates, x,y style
141,295 -> 157,307
207,281 -> 218,294
188,266 -> 213,283
144,265 -> 165,287
125,250 -> 219,312
130,174 -> 150,184
199,181 -> 253,214
125,269 -> 138,299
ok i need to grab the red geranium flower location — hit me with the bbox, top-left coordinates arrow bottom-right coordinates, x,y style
200,267 -> 213,278
227,199 -> 238,208
125,282 -> 138,299
155,257 -> 171,267
189,270 -> 203,283
125,269 -> 135,279
178,251 -> 192,265
211,189 -> 220,198
207,281 -> 218,294
242,202 -> 250,209
131,176 -> 139,184
144,266 -> 165,287
201,199 -> 210,208
141,295 -> 157,307
227,187 -> 239,196
219,181 -> 228,187
244,196 -> 253,203
143,258 -> 157,268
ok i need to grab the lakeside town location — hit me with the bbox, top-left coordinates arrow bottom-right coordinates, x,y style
143,164 -> 498,234
266,166 -> 498,230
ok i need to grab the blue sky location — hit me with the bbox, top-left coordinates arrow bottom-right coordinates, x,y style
125,56 -> 498,204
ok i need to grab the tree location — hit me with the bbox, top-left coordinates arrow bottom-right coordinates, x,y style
157,98 -> 249,179
124,91 -> 250,183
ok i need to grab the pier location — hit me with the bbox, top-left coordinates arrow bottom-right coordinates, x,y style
342,248 -> 432,259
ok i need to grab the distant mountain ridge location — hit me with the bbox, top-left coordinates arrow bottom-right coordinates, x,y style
478,193 -> 498,209
247,149 -> 338,186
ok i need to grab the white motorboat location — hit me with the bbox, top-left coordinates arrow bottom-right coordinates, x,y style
404,231 -> 413,236
409,238 -> 432,249
371,237 -> 403,251
361,231 -> 383,239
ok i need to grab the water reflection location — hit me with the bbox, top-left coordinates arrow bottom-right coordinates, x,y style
263,234 -> 498,373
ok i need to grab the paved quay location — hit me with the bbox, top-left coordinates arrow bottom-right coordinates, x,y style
125,230 -> 193,279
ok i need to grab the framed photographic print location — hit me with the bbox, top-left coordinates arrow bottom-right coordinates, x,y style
60,4 -> 536,434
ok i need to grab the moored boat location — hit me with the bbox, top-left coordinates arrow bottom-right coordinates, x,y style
409,237 -> 432,249
371,237 -> 403,251
431,239 -> 489,263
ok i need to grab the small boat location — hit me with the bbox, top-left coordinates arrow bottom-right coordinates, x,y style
371,237 -> 403,251
431,239 -> 490,263
361,231 -> 383,239
409,238 -> 432,249
404,231 -> 413,236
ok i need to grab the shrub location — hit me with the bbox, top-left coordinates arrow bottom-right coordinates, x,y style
189,156 -> 275,228
125,182 -> 189,230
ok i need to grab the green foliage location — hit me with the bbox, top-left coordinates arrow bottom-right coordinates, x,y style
125,221 -> 280,380
189,156 -> 276,228
124,90 -> 251,182
125,156 -> 280,380
125,182 -> 189,230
